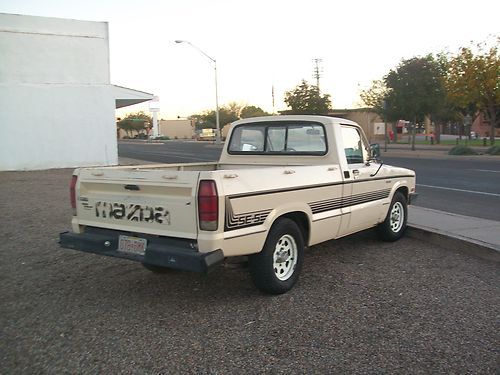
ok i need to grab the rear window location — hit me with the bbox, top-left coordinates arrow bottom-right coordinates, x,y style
228,121 -> 327,155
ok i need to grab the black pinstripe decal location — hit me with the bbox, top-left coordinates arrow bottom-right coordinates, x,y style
226,175 -> 412,199
224,187 -> 394,231
224,197 -> 271,231
309,188 -> 391,214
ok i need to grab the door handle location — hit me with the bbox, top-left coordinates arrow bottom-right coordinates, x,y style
124,184 -> 140,191
352,170 -> 360,176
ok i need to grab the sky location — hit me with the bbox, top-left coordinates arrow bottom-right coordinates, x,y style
2,0 -> 499,119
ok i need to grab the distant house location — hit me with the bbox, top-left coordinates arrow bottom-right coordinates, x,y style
159,119 -> 195,139
328,108 -> 385,142
471,113 -> 500,138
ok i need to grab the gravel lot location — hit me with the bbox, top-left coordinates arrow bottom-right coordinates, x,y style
1,169 -> 499,374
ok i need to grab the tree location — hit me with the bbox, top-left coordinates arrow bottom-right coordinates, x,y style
240,105 -> 270,118
445,39 -> 500,145
190,105 -> 240,130
360,80 -> 398,142
360,79 -> 387,116
361,57 -> 447,146
284,80 -> 332,115
425,53 -> 462,144
117,111 -> 152,137
384,56 -> 446,150
190,103 -> 269,130
225,102 -> 245,119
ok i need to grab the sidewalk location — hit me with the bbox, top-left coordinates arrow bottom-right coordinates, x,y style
380,143 -> 498,160
407,206 -> 499,261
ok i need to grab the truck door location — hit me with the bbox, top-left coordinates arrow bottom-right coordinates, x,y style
338,125 -> 388,235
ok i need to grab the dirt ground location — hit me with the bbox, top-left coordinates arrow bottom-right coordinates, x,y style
1,169 -> 498,374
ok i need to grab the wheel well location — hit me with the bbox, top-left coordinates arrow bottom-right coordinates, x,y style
279,211 -> 310,245
396,186 -> 409,201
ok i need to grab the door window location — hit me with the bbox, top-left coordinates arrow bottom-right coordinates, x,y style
341,126 -> 368,164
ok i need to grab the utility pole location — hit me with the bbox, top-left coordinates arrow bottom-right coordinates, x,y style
312,58 -> 323,91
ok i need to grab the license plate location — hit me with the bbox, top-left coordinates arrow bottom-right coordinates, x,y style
118,235 -> 147,255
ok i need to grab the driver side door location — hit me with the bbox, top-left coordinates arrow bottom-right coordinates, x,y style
339,125 -> 388,235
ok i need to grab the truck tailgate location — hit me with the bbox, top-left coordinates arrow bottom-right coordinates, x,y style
74,168 -> 200,239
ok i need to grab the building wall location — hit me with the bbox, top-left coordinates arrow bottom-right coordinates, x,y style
0,13 -> 118,170
329,109 -> 385,142
471,113 -> 500,138
159,120 -> 194,139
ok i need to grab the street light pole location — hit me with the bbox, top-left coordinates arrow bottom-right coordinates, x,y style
214,60 -> 220,144
175,40 -> 221,144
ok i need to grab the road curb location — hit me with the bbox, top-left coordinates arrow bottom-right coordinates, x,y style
406,225 -> 500,262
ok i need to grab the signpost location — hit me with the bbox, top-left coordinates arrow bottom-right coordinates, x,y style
149,96 -> 160,138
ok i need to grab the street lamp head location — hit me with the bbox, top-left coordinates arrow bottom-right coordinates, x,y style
174,40 -> 185,44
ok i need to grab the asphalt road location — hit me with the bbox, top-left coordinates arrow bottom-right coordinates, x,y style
382,156 -> 500,221
119,141 -> 221,163
118,141 -> 500,221
1,169 -> 499,373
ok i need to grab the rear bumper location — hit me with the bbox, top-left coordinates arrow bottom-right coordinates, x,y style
59,229 -> 224,273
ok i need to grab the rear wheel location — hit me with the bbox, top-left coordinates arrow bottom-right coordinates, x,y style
249,218 -> 304,294
376,191 -> 407,242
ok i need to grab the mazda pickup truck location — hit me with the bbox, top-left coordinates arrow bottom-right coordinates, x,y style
59,115 -> 417,294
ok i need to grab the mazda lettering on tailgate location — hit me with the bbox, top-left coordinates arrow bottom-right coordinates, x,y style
94,202 -> 170,224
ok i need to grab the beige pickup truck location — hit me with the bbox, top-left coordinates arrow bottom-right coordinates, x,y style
60,115 -> 417,294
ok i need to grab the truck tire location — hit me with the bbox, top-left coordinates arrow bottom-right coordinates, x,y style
376,191 -> 407,242
249,218 -> 304,294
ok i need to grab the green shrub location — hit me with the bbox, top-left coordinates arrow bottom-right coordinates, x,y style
154,136 -> 170,140
448,145 -> 478,155
486,145 -> 500,155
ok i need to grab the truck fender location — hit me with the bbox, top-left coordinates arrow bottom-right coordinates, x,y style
380,181 -> 410,222
265,203 -> 312,246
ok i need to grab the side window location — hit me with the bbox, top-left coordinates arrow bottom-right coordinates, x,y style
228,126 -> 265,152
266,126 -> 286,151
288,125 -> 326,152
341,126 -> 367,164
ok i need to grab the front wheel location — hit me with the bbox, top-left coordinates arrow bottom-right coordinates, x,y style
376,191 -> 408,242
249,218 -> 304,294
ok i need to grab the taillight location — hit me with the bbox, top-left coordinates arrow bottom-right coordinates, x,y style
198,180 -> 218,231
70,175 -> 78,215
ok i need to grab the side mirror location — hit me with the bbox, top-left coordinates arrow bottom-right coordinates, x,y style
370,143 -> 381,159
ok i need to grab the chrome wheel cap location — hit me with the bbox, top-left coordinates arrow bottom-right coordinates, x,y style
390,202 -> 404,232
273,234 -> 298,281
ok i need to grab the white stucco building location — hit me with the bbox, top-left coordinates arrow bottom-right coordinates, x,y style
0,13 -> 153,171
